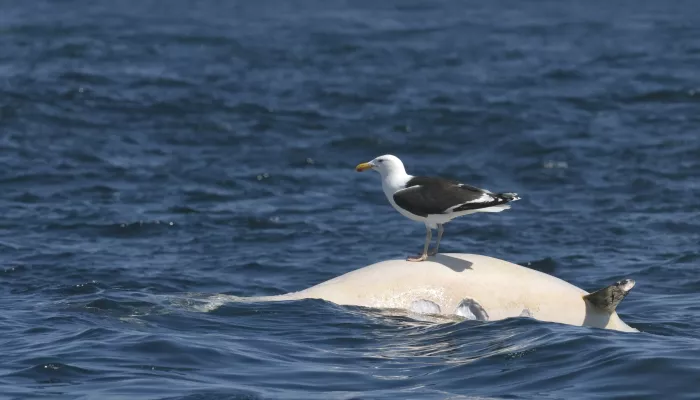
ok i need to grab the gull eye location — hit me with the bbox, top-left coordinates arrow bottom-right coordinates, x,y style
378,159 -> 384,163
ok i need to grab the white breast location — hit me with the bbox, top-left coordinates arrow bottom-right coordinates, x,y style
381,174 -> 425,222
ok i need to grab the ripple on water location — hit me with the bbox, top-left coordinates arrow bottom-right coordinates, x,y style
7,362 -> 98,384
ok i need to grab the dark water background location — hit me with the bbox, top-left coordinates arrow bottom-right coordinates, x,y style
2,1 -> 700,399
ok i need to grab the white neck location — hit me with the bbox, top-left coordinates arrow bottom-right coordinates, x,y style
381,170 -> 412,193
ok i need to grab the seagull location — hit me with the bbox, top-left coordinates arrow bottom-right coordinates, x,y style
356,154 -> 520,262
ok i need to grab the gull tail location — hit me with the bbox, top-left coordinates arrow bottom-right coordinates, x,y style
497,192 -> 520,202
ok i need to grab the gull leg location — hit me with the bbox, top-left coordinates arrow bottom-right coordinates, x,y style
407,224 -> 431,262
428,224 -> 444,256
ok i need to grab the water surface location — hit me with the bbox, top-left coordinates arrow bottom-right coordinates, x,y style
1,1 -> 700,399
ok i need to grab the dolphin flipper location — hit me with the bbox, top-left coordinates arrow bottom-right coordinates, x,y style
583,279 -> 636,313
455,298 -> 489,321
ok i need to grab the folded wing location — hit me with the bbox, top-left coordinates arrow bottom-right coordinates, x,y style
393,176 -> 515,217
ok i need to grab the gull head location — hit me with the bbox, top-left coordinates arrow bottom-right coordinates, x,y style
355,154 -> 406,178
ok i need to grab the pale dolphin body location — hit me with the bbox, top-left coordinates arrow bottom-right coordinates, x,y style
212,253 -> 638,332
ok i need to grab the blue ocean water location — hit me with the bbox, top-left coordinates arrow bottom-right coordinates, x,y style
1,1 -> 700,399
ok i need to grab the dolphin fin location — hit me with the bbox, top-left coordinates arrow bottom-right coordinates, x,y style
583,279 -> 636,313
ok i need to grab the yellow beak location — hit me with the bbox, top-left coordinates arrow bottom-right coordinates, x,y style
355,162 -> 373,172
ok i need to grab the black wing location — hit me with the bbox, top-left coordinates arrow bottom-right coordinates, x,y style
392,176 -> 514,217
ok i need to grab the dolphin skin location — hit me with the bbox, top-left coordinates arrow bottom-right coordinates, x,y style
214,253 -> 637,332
